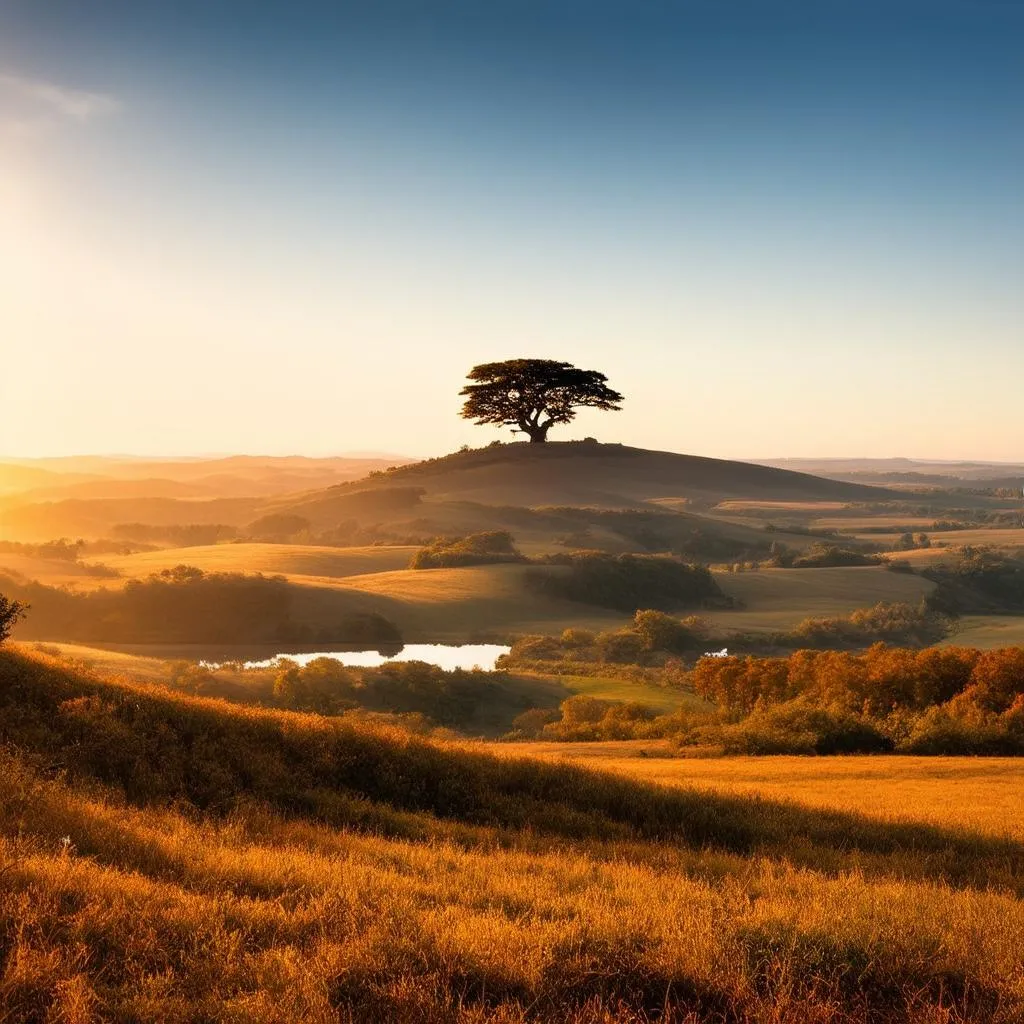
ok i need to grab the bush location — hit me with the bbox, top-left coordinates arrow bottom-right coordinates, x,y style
559,627 -> 595,649
632,610 -> 708,653
410,531 -> 527,569
717,700 -> 893,755
790,544 -> 883,568
594,629 -> 647,664
526,552 -> 722,612
336,612 -> 404,648
790,601 -> 951,648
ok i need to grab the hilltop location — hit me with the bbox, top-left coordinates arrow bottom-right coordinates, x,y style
260,442 -> 904,545
292,441 -> 897,510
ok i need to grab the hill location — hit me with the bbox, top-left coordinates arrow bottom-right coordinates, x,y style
280,442 -> 898,513
1,647 -> 1022,1022
0,455 -> 414,540
759,457 -> 1024,488
1,443 -> 897,553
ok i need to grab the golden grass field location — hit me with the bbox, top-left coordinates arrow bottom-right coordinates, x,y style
941,615 -> 1024,650
0,552 -> 109,588
709,565 -> 935,632
2,648 -> 1024,1022
292,563 -> 628,639
497,744 -> 1024,841
96,541 -> 421,581
0,542 -> 970,643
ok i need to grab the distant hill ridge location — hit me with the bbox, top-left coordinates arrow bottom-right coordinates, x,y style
296,441 -> 897,510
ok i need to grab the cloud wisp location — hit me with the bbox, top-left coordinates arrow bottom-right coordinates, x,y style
0,72 -> 120,122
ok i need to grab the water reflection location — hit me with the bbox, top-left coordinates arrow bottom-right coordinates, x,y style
218,643 -> 511,672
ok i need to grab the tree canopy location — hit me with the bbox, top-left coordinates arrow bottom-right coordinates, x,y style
459,359 -> 623,442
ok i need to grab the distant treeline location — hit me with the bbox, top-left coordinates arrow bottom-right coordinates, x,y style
112,523 -> 239,546
502,601 -> 952,676
0,567 -> 401,646
509,641 -> 1024,755
0,538 -> 146,562
526,552 -> 725,612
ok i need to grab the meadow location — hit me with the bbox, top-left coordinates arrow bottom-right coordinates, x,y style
2,647 -> 1024,1023
496,746 -> 1024,841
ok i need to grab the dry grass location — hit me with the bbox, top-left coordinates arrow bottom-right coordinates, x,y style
941,615 -> 1024,650
495,745 -> 1024,842
303,564 -> 625,638
1,648 -> 1024,1021
0,553 -> 109,588
97,542 -> 420,581
709,566 -> 935,632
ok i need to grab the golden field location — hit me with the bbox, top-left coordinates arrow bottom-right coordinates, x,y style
94,541 -> 422,580
497,744 -> 1024,841
1,648 -> 1023,1022
0,542 -> 946,642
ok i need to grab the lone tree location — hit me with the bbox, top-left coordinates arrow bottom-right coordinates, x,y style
459,359 -> 624,443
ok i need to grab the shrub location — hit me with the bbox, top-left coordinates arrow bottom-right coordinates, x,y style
594,629 -> 647,664
336,612 -> 404,648
718,700 -> 893,755
632,609 -> 708,653
790,601 -> 951,648
509,707 -> 559,738
527,551 -> 722,611
559,627 -> 596,648
410,530 -> 527,569
790,544 -> 883,568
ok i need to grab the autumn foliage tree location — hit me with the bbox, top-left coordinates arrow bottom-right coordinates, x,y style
459,358 -> 624,442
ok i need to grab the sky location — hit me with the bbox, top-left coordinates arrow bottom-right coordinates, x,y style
1,1 -> 1022,461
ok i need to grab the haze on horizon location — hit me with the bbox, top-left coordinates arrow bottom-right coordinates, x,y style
2,1 -> 1021,463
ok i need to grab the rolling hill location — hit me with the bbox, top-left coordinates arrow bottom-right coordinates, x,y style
1,442 -> 899,545
278,441 -> 899,514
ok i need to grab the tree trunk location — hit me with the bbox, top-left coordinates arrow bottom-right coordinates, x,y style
526,424 -> 550,442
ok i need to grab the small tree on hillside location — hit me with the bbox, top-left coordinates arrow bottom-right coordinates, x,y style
0,594 -> 27,644
459,359 -> 623,443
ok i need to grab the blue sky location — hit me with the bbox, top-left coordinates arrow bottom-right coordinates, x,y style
1,1 -> 1021,459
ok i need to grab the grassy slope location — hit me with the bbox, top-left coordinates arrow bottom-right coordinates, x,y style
4,555 -> 941,642
1,649 -> 1023,1022
284,564 -> 624,639
709,565 -> 935,632
96,542 -> 420,581
941,615 -> 1024,650
276,441 -> 896,512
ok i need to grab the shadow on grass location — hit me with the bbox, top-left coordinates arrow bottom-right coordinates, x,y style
2,648 -> 1022,895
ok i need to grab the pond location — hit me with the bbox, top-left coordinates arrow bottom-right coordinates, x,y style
213,643 -> 512,672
